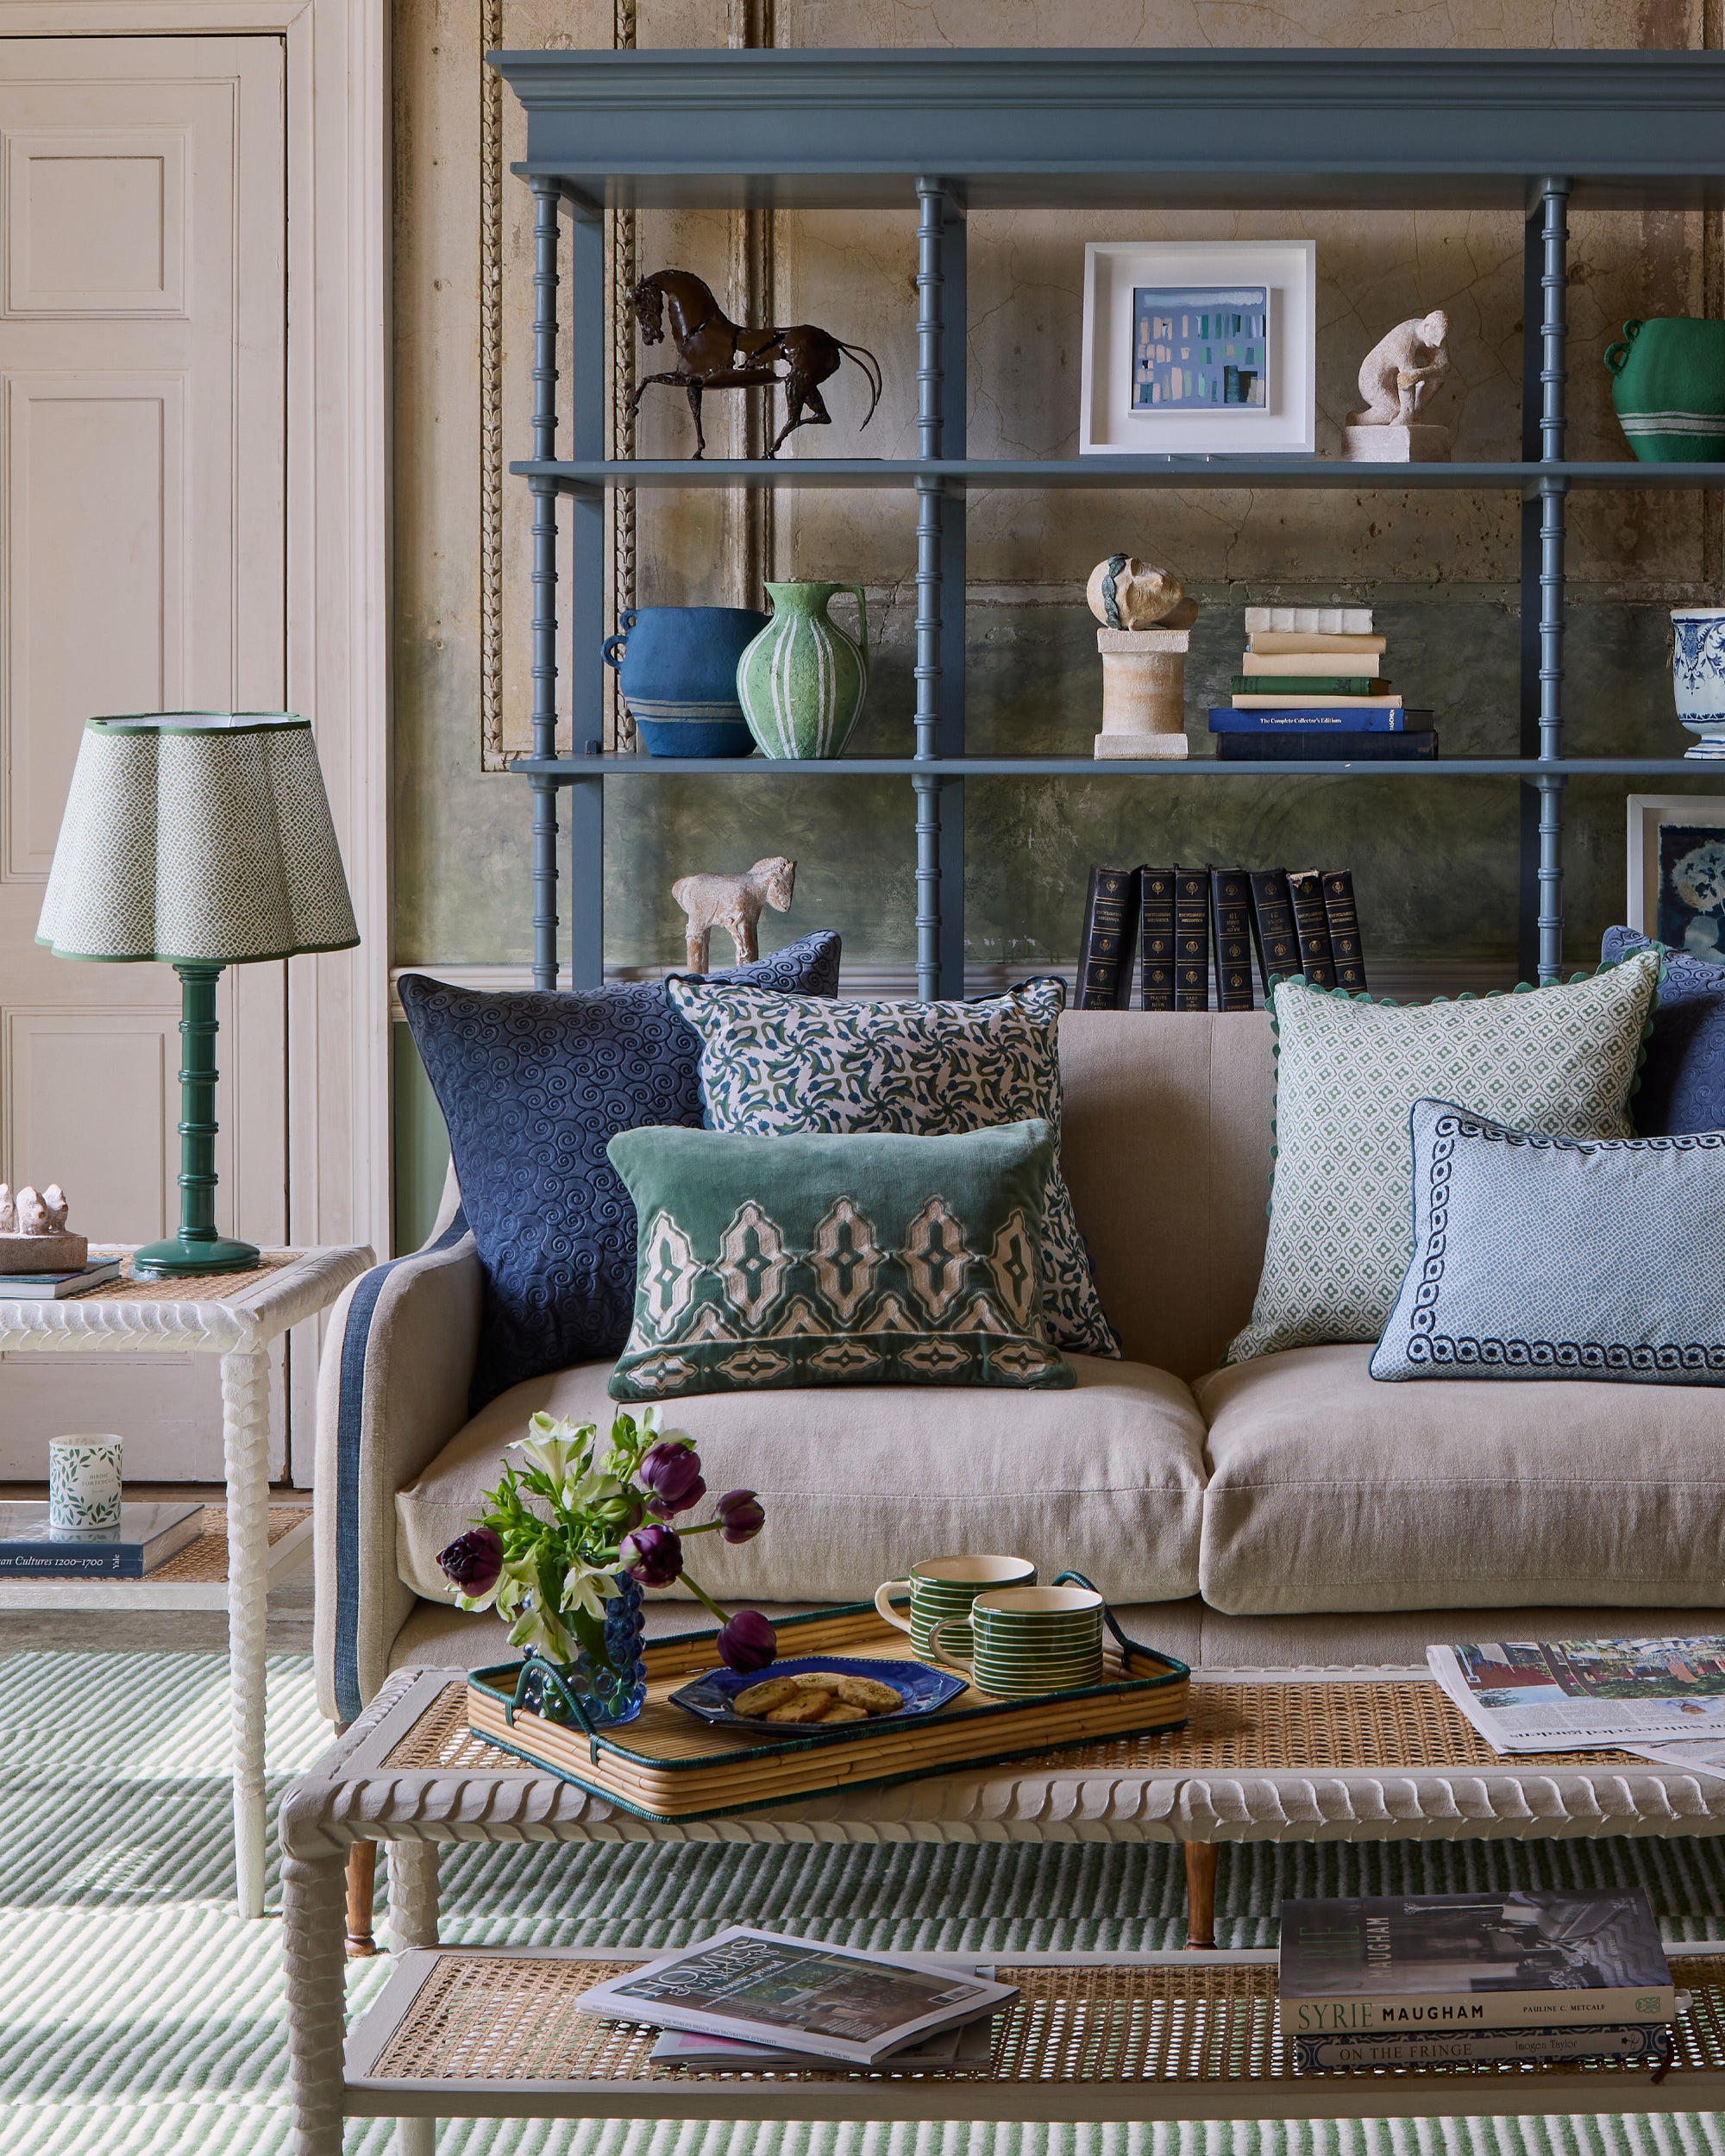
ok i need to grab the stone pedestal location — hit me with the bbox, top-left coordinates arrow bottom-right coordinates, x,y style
0,1231 -> 86,1272
1342,423 -> 1451,463
1094,625 -> 1190,760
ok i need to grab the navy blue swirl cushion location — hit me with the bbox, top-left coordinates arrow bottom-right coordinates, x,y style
1602,925 -> 1725,1135
398,931 -> 841,1409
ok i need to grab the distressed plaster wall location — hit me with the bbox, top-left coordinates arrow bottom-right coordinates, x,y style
389,0 -> 1725,1240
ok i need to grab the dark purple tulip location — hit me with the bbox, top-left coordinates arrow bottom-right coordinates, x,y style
717,1608 -> 777,1673
648,1474 -> 706,1520
437,1526 -> 503,1596
715,1489 -> 766,1545
637,1440 -> 704,1510
619,1521 -> 684,1589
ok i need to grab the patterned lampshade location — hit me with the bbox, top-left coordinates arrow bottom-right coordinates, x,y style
36,712 -> 359,963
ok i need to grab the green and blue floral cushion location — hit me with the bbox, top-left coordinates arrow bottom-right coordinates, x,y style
605,1119 -> 1074,1401
663,976 -> 1120,1358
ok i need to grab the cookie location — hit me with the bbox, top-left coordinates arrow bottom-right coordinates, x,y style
814,1702 -> 869,1723
825,1675 -> 904,1714
763,1689 -> 839,1724
734,1677 -> 805,1718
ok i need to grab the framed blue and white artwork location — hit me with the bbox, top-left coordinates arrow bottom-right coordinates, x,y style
1628,795 -> 1725,959
1080,241 -> 1315,455
1131,286 -> 1268,411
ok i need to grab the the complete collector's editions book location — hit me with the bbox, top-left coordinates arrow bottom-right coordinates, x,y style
1278,1890 -> 1674,2034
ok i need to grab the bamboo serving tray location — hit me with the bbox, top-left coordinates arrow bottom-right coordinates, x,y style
466,1602 -> 1189,1823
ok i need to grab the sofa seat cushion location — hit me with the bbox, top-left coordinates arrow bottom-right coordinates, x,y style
1195,1344 -> 1725,1615
396,1354 -> 1208,1608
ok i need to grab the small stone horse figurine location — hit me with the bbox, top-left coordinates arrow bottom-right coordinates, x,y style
672,857 -> 796,972
630,269 -> 882,460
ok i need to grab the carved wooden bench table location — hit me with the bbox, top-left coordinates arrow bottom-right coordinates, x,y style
282,1662 -> 1725,2151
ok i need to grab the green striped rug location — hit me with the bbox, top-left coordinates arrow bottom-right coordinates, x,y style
5,1651 -> 1725,2152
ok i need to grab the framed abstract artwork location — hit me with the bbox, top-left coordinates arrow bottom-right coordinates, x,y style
1079,241 -> 1315,455
1627,794 -> 1725,958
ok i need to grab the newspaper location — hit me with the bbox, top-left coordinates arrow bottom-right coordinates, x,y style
577,1927 -> 1018,2068
1430,1637 -> 1725,1752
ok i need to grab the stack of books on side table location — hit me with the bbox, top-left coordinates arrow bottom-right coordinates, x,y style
576,1928 -> 1017,2071
1208,605 -> 1437,760
1280,1889 -> 1678,2071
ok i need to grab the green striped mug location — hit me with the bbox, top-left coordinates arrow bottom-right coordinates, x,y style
930,1583 -> 1105,1698
874,1554 -> 1037,1659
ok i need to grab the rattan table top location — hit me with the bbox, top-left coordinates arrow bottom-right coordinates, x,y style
364,1952 -> 1725,2090
73,1252 -> 299,1303
147,1506 -> 310,1584
381,1673 -> 1639,1780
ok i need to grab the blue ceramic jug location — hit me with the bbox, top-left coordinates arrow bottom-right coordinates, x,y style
601,605 -> 768,757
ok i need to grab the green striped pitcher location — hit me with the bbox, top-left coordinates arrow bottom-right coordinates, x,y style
736,581 -> 869,759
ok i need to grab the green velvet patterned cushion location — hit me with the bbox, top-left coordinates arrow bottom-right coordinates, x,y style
1226,946 -> 1661,1365
663,976 -> 1120,1359
605,1119 -> 1075,1401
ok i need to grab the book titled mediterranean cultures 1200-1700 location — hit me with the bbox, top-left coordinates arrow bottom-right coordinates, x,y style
1278,1890 -> 1675,2035
577,1928 -> 1019,2068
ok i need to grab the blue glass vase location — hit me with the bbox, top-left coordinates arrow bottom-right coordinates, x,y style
517,1575 -> 647,1728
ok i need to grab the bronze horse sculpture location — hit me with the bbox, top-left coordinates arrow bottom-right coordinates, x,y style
630,268 -> 883,460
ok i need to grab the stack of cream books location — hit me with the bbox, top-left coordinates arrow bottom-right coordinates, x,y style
1209,605 -> 1435,760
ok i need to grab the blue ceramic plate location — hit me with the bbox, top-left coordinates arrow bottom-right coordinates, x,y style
668,1655 -> 967,1734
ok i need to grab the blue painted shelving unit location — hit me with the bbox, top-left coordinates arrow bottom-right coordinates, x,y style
489,47 -> 1725,998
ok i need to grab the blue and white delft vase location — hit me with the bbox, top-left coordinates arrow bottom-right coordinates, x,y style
1672,607 -> 1725,760
516,1574 -> 648,1729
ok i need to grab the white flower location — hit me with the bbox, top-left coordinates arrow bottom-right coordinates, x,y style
561,1558 -> 621,1623
565,1467 -> 622,1512
512,1412 -> 599,1489
507,1601 -> 574,1663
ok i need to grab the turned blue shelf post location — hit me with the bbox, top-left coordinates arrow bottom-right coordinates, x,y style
528,173 -> 561,992
567,194 -> 606,991
1519,175 -> 1571,987
913,179 -> 967,1000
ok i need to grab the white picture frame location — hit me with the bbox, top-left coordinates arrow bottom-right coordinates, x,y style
1079,240 -> 1316,457
1627,793 -> 1725,956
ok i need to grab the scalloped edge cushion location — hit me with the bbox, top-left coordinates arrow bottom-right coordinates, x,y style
1225,945 -> 1661,1363
1603,924 -> 1725,1135
398,931 -> 842,1410
605,1118 -> 1075,1399
663,975 -> 1120,1358
1371,1099 -> 1725,1384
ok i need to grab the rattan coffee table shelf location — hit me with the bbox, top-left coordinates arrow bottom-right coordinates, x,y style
342,1948 -> 1725,2125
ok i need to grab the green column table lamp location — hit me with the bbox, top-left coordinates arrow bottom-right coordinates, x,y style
35,712 -> 359,1280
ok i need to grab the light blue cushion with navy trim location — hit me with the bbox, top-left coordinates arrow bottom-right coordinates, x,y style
1371,1098 -> 1725,1385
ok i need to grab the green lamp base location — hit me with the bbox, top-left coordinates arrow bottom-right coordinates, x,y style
131,1232 -> 262,1281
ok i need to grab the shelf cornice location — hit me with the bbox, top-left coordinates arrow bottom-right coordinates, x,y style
490,48 -> 1725,211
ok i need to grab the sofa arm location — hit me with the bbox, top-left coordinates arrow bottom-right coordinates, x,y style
314,1213 -> 482,1724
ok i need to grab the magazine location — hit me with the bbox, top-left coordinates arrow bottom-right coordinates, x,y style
1430,1637 -> 1725,1752
1278,1890 -> 1674,2034
577,1928 -> 1018,2068
651,1966 -> 999,2069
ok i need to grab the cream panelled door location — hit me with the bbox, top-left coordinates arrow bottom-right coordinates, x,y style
0,35 -> 287,1476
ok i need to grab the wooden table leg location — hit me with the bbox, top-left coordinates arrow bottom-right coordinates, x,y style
1183,1841 -> 1219,1949
346,1841 -> 380,1956
221,1344 -> 271,1919
388,1839 -> 442,1951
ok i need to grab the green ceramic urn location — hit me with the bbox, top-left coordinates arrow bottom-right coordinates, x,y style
736,581 -> 869,759
1605,317 -> 1725,461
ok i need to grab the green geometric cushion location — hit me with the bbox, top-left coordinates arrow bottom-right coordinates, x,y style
663,976 -> 1120,1360
605,1119 -> 1075,1401
1226,947 -> 1661,1364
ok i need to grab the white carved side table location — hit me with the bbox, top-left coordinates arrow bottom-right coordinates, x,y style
0,1244 -> 370,1916
280,1665 -> 1725,2153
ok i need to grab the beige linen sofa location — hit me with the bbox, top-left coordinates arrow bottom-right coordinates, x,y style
315,1010 -> 1725,1727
